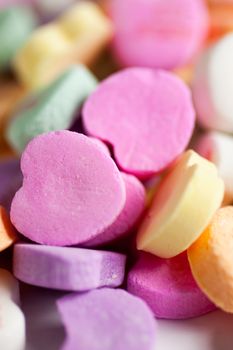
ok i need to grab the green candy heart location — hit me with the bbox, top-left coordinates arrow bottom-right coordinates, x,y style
7,64 -> 98,153
0,6 -> 37,70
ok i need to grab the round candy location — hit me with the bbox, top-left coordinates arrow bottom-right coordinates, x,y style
0,159 -> 22,211
127,252 -> 216,319
0,6 -> 37,70
13,244 -> 126,291
110,0 -> 209,69
57,288 -> 157,350
7,65 -> 97,153
10,131 -> 126,246
83,68 -> 195,179
196,131 -> 233,204
192,33 -> 233,133
0,300 -> 25,350
137,150 -> 224,258
0,269 -> 20,305
0,206 -> 17,252
84,173 -> 145,247
188,206 -> 233,313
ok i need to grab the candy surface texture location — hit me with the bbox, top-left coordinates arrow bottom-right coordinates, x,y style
11,131 -> 126,246
83,68 -> 195,179
57,288 -> 157,350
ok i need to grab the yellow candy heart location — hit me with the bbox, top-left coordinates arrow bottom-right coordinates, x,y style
137,150 -> 224,258
13,2 -> 112,90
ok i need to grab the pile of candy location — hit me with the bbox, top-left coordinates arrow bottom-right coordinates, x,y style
1,0 -> 233,349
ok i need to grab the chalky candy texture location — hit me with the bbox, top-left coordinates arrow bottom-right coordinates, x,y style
193,33 -> 233,133
84,173 -> 145,247
0,6 -> 37,69
127,252 -> 216,319
10,131 -> 126,246
83,68 -> 195,179
137,150 -> 224,258
196,131 -> 233,203
57,288 -> 157,350
188,206 -> 233,313
0,300 -> 25,350
14,244 -> 126,291
7,65 -> 98,153
110,0 -> 209,69
0,159 -> 22,211
0,269 -> 20,305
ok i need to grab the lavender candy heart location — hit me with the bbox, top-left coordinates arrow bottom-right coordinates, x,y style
57,288 -> 157,350
13,244 -> 126,291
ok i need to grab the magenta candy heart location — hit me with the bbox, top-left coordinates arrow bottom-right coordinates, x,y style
57,288 -> 157,350
83,68 -> 195,179
13,243 -> 126,291
127,252 -> 216,320
84,173 -> 145,247
10,131 -> 126,246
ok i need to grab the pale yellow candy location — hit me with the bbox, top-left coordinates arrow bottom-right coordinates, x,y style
13,2 -> 112,90
137,150 -> 224,258
13,24 -> 73,90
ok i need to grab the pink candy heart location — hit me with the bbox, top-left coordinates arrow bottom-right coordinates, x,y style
10,131 -> 126,246
83,68 -> 195,179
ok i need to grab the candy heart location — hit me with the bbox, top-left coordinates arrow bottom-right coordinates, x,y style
7,65 -> 97,153
110,0 -> 209,69
0,6 -> 37,70
10,131 -> 126,246
13,2 -> 112,90
84,173 -> 146,247
127,252 -> 216,320
188,206 -> 233,313
14,243 -> 126,291
137,150 -> 224,258
83,68 -> 195,179
57,288 -> 157,350
192,33 -> 233,133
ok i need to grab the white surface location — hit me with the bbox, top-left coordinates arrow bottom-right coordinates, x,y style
21,285 -> 233,350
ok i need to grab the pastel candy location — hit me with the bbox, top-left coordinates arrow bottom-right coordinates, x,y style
127,252 -> 216,320
13,243 -> 126,291
13,23 -> 74,90
208,2 -> 233,41
83,68 -> 195,179
137,150 -> 224,258
14,2 -> 112,90
192,33 -> 233,133
10,131 -> 126,246
0,159 -> 22,211
57,288 -> 157,350
84,173 -> 146,247
0,6 -> 37,70
0,206 -> 17,252
58,2 -> 113,65
0,299 -> 25,350
196,131 -> 233,203
0,269 -> 20,305
7,65 -> 97,153
110,0 -> 209,69
188,206 -> 233,313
